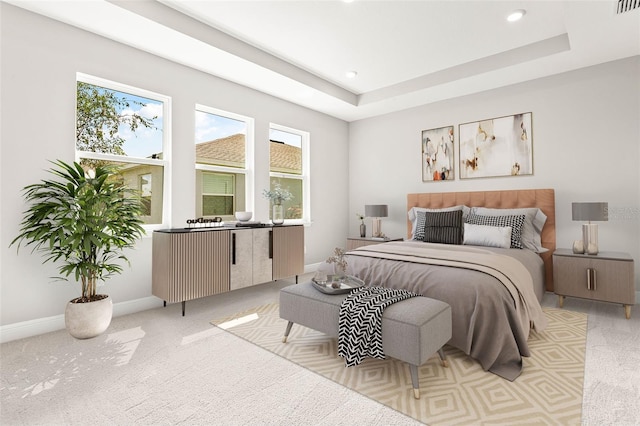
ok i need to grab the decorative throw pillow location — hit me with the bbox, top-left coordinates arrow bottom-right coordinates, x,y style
471,207 -> 547,252
465,213 -> 526,249
414,210 -> 463,244
463,223 -> 512,248
408,205 -> 469,240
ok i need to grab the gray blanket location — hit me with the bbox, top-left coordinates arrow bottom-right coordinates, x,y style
345,241 -> 547,381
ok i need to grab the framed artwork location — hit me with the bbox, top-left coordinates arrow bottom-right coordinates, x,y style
459,112 -> 533,179
421,126 -> 454,182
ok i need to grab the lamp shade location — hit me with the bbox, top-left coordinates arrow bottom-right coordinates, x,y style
365,204 -> 388,218
572,202 -> 608,222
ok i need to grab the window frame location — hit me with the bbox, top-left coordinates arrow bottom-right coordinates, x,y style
195,104 -> 255,220
75,73 -> 172,232
269,123 -> 310,224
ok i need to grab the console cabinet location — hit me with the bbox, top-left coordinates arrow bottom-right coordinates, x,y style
152,225 -> 304,315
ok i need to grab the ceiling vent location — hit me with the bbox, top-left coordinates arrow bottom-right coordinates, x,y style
616,0 -> 640,14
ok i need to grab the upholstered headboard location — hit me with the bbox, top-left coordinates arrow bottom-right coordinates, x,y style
407,189 -> 556,292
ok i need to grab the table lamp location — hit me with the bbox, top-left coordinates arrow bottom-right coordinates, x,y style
572,202 -> 608,255
365,204 -> 388,239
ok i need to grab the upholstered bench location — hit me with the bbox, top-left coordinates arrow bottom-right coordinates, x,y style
279,281 -> 452,399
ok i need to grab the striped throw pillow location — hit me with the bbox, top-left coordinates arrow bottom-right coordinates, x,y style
414,210 -> 463,244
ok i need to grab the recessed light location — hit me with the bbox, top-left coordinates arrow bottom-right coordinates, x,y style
346,70 -> 358,78
507,9 -> 526,22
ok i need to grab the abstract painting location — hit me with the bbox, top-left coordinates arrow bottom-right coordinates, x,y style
421,125 -> 455,181
459,112 -> 533,179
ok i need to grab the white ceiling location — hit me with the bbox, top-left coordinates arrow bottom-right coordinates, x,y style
6,0 -> 640,121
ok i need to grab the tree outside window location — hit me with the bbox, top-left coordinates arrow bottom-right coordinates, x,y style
75,74 -> 168,226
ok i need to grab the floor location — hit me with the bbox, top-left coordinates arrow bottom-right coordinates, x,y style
1,275 -> 639,425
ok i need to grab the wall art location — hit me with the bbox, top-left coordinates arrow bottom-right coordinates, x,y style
421,125 -> 454,181
459,112 -> 532,179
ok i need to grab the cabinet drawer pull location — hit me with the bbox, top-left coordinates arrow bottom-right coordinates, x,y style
232,233 -> 236,265
586,268 -> 596,291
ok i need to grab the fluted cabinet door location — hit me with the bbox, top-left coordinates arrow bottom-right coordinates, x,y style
272,225 -> 304,280
152,230 -> 230,303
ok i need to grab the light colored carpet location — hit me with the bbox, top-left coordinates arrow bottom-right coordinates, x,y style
213,305 -> 587,426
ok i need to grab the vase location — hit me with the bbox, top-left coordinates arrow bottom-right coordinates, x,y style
359,223 -> 366,238
272,202 -> 284,225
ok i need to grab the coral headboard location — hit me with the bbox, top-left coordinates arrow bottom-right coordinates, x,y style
407,188 -> 556,292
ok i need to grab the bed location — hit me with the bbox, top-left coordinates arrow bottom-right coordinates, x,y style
344,188 -> 555,381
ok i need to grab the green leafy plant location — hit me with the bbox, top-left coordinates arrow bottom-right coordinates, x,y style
11,160 -> 145,302
262,182 -> 293,204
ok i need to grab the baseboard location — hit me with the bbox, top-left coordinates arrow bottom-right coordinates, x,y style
0,296 -> 162,344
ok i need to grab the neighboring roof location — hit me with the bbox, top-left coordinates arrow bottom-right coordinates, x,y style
196,133 -> 301,173
196,133 -> 245,168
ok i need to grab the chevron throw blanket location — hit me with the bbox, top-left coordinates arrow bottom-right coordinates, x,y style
338,286 -> 419,367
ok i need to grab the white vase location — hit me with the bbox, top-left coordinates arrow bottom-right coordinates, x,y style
65,295 -> 113,339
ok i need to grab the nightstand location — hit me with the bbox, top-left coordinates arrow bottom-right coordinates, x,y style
346,236 -> 403,250
553,249 -> 635,319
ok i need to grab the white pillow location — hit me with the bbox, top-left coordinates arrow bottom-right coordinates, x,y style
463,223 -> 512,249
408,205 -> 469,239
470,207 -> 547,252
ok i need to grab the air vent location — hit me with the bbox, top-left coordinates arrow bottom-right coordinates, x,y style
616,0 -> 639,14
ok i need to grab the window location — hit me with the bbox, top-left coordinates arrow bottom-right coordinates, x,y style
269,124 -> 309,222
195,106 -> 253,220
75,73 -> 170,228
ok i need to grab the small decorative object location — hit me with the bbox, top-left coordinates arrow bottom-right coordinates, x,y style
356,213 -> 366,237
572,240 -> 584,254
572,202 -> 608,255
235,211 -> 252,222
313,270 -> 328,286
422,126 -> 455,181
262,182 -> 293,225
365,204 -> 388,238
272,202 -> 284,225
326,247 -> 348,277
459,112 -> 533,179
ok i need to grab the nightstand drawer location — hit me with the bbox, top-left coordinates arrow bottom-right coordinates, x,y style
346,237 -> 403,250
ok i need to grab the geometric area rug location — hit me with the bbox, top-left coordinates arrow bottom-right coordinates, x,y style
212,305 -> 586,426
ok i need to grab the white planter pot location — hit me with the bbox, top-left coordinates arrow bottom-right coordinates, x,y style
65,295 -> 113,339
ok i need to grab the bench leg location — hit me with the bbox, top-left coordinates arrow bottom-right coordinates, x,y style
409,364 -> 420,399
438,347 -> 449,368
282,321 -> 294,343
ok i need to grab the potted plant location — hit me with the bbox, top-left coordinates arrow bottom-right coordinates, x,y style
10,160 -> 145,339
262,182 -> 293,225
326,247 -> 348,277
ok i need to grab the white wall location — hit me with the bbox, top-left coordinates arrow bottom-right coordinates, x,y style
349,56 -> 640,291
0,4 -> 349,331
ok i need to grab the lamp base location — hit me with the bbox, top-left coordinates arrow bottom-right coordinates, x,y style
582,223 -> 599,255
372,218 -> 382,238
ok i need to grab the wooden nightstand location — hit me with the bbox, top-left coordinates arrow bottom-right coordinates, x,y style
346,237 -> 403,250
553,249 -> 635,319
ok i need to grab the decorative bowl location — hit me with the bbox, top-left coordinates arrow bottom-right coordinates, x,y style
235,211 -> 253,222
